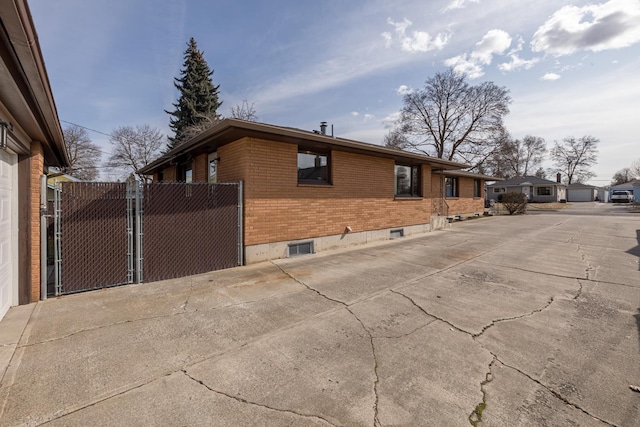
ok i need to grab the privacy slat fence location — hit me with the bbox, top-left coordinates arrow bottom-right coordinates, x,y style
50,180 -> 242,295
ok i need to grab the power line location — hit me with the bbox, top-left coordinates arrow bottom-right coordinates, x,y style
60,120 -> 114,138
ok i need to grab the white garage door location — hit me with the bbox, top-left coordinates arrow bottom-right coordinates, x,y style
568,189 -> 592,202
0,148 -> 16,321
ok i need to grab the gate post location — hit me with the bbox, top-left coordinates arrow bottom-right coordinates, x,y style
135,178 -> 143,283
40,174 -> 47,300
237,180 -> 243,266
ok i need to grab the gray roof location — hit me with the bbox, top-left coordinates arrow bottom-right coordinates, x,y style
567,182 -> 599,189
442,170 -> 503,181
486,175 -> 564,187
611,179 -> 640,188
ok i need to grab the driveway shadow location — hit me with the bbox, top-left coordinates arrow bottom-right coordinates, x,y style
626,230 -> 640,271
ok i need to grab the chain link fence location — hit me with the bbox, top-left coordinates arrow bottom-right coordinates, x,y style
51,180 -> 241,295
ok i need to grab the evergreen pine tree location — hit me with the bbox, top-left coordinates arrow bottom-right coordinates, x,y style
166,37 -> 221,150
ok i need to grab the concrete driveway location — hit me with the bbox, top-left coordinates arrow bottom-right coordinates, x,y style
1,206 -> 639,426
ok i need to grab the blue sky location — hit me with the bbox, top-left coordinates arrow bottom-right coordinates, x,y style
30,0 -> 640,183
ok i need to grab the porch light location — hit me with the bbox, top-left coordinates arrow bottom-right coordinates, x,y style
0,120 -> 11,150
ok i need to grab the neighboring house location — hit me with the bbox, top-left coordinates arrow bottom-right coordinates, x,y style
0,1 -> 69,320
486,176 -> 567,203
610,180 -> 640,201
566,182 -> 599,202
139,119 -> 498,264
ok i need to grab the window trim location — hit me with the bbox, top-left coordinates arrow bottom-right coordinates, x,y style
297,148 -> 331,185
394,163 -> 422,198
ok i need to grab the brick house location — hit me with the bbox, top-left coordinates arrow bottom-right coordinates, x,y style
140,119 -> 495,263
0,0 -> 69,320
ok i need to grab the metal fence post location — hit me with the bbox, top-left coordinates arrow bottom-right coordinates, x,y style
53,181 -> 62,296
237,180 -> 243,266
136,178 -> 143,283
40,175 -> 47,300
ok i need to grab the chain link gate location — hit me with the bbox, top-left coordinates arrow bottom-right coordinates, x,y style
49,179 -> 242,295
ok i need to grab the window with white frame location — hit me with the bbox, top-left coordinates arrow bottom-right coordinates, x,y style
536,186 -> 553,196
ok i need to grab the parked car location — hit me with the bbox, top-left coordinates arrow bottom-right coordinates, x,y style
611,190 -> 634,203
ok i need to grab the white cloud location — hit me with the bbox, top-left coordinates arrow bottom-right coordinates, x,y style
445,29 -> 512,78
443,0 -> 480,12
396,85 -> 412,95
541,73 -> 561,81
382,111 -> 401,128
384,17 -> 450,53
498,35 -> 539,72
364,114 -> 375,122
531,0 -> 640,56
351,111 -> 360,117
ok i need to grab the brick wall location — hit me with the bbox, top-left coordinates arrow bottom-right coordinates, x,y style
431,174 -> 484,215
217,138 -> 435,247
29,142 -> 44,301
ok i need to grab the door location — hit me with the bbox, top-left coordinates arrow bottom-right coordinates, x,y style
0,149 -> 16,320
522,186 -> 531,201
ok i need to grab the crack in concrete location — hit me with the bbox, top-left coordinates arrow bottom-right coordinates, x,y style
372,320 -> 438,340
271,261 -> 346,306
181,278 -> 194,312
273,262 -> 381,427
389,290 -> 470,335
576,244 -> 595,280
19,288 -> 309,349
346,308 -> 381,427
37,371 -> 177,426
472,297 -> 555,338
468,355 -> 496,426
574,280 -> 584,300
181,370 -> 338,426
496,358 -> 618,427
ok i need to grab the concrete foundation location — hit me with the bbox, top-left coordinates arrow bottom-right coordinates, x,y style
244,218 -> 455,264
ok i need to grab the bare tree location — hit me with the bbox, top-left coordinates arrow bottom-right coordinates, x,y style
62,124 -> 101,180
107,125 -> 164,182
174,112 -> 222,147
389,68 -> 511,168
485,135 -> 547,178
230,98 -> 258,121
630,159 -> 640,179
611,167 -> 634,185
383,128 -> 410,150
550,136 -> 599,184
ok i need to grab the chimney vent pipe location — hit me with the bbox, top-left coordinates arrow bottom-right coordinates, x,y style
320,122 -> 327,135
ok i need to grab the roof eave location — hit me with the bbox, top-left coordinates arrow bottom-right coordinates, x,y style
139,118 -> 469,174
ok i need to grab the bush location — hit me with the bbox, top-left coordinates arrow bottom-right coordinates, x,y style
502,192 -> 527,215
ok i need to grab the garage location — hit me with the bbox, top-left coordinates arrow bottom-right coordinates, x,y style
567,183 -> 597,202
0,148 -> 17,320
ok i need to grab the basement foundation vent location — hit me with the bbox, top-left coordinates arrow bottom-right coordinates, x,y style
390,228 -> 404,239
288,241 -> 314,257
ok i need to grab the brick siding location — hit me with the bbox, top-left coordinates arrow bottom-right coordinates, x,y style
29,142 -> 44,301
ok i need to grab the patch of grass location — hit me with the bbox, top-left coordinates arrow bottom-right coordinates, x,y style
526,202 -> 570,210
469,401 -> 486,426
